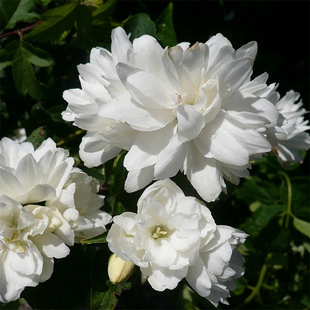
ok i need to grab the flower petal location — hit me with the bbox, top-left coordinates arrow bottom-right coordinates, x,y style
177,104 -> 206,142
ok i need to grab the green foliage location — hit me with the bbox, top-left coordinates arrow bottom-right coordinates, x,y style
0,0 -> 22,30
123,13 -> 156,41
155,2 -> 177,47
24,2 -> 79,43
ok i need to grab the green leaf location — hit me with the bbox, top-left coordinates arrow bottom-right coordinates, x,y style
81,231 -> 109,244
236,177 -> 279,205
24,2 -> 79,43
93,289 -> 118,310
19,41 -> 54,67
12,42 -> 46,100
6,0 -> 39,29
240,204 -> 286,237
75,4 -> 94,49
25,126 -> 47,149
293,218 -> 310,238
92,0 -> 117,21
123,13 -> 156,41
0,0 -> 21,29
0,40 -> 20,70
156,2 -> 177,47
81,165 -> 105,185
114,152 -> 127,198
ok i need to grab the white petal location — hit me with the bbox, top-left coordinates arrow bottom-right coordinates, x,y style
116,62 -> 171,109
177,105 -> 206,142
124,123 -> 174,170
111,27 -> 134,64
32,232 -> 70,259
154,134 -> 186,179
100,93 -> 174,131
125,166 -> 155,193
185,144 -> 224,202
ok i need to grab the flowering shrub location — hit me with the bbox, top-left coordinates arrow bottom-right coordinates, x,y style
0,1 -> 309,309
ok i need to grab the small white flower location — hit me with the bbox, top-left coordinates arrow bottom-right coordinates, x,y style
63,27 -> 279,202
0,195 -> 70,303
47,168 -> 112,241
0,137 -> 74,205
186,226 -> 247,307
0,137 -> 111,302
106,179 -> 247,305
272,90 -> 310,164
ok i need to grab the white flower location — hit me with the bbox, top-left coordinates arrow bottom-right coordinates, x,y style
0,137 -> 111,302
63,27 -> 279,202
186,226 -> 247,306
0,137 -> 74,205
272,90 -> 310,164
46,168 -> 112,241
0,195 -> 70,303
106,179 -> 247,305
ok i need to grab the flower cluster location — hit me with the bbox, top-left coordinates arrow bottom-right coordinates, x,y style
0,137 -> 111,303
61,26 -> 310,306
107,179 -> 247,306
2,25 -> 309,308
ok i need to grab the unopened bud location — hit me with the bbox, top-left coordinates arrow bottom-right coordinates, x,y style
108,254 -> 135,284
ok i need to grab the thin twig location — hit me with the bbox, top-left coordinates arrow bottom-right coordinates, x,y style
0,20 -> 41,40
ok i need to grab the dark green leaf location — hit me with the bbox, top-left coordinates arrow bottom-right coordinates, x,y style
12,42 -> 45,100
0,0 -> 21,29
25,126 -> 47,149
293,218 -> 310,238
92,0 -> 117,21
235,177 -> 279,205
75,4 -> 94,49
24,2 -> 79,43
6,0 -> 39,29
232,277 -> 246,296
39,0 -> 53,6
81,165 -> 105,185
240,204 -> 286,237
48,104 -> 66,122
0,40 -> 20,70
94,289 -> 118,310
114,152 -> 127,198
123,13 -> 156,41
156,2 -> 177,47
20,41 -> 54,67
81,231 -> 109,244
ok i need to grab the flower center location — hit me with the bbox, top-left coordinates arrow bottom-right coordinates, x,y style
152,226 -> 168,239
5,229 -> 26,253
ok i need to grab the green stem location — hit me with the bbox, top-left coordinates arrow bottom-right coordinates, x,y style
240,253 -> 272,307
56,129 -> 85,147
279,171 -> 294,228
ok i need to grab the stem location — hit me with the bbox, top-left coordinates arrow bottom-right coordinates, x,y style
56,129 -> 85,147
239,253 -> 273,308
0,21 -> 41,40
279,171 -> 294,228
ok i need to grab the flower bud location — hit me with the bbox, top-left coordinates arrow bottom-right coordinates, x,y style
108,254 -> 135,285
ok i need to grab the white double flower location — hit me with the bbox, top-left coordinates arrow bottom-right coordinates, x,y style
107,179 -> 247,306
0,137 -> 111,302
